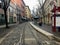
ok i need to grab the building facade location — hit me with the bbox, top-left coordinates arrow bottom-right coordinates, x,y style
7,1 -> 17,23
0,8 -> 5,25
43,0 -> 60,25
0,0 -> 5,25
0,0 -> 25,25
11,0 -> 25,23
25,6 -> 32,20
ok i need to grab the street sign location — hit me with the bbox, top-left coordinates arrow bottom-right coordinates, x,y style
56,14 -> 60,27
52,15 -> 60,27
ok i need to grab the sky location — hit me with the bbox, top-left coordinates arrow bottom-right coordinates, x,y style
23,0 -> 45,11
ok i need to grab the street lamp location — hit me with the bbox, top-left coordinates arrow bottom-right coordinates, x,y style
1,0 -> 11,28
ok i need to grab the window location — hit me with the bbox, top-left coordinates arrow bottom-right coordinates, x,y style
0,4 -> 1,8
55,0 -> 57,2
2,14 -> 4,17
9,8 -> 10,12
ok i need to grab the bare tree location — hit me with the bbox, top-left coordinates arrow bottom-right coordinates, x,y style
32,7 -> 36,16
1,0 -> 11,28
38,0 -> 45,24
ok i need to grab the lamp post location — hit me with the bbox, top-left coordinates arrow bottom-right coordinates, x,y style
1,0 -> 10,28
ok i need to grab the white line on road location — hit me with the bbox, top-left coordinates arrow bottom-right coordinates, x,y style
25,38 -> 35,41
44,41 -> 50,45
14,43 -> 16,45
55,41 -> 60,45
0,30 -> 14,44
16,34 -> 23,45
20,34 -> 23,43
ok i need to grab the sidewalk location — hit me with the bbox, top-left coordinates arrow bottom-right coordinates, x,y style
34,23 -> 60,37
0,23 -> 18,28
0,23 -> 18,41
30,22 -> 60,42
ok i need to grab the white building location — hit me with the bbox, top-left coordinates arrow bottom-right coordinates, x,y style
43,0 -> 60,25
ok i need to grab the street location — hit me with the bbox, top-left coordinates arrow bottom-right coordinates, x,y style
0,0 -> 60,45
0,22 -> 59,45
0,24 -> 18,39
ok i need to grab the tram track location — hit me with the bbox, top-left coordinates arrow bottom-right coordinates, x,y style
16,23 -> 26,45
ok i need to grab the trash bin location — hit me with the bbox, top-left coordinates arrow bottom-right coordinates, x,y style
39,22 -> 42,26
58,27 -> 60,32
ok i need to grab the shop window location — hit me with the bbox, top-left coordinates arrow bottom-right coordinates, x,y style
2,14 -> 4,17
9,8 -> 10,11
0,4 -> 1,8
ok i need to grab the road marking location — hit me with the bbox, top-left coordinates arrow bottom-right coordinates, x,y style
55,41 -> 60,45
20,34 -> 22,43
0,30 -> 14,44
44,41 -> 50,45
14,43 -> 16,45
16,34 -> 23,45
25,38 -> 35,40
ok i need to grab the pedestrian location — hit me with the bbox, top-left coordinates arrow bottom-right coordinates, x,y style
39,18 -> 42,26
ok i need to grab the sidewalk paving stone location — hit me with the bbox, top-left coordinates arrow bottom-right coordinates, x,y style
0,23 -> 18,39
33,22 -> 60,41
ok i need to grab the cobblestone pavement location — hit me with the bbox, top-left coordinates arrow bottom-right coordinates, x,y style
24,23 -> 38,45
28,23 -> 59,45
0,24 -> 18,39
0,22 -> 59,45
33,22 -> 60,38
0,23 -> 26,45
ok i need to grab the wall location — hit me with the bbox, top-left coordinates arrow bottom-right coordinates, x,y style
25,6 -> 31,19
43,0 -> 60,25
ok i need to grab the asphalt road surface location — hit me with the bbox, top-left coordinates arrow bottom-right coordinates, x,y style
0,22 -> 59,45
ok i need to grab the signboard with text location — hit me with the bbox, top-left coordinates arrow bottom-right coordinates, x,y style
52,15 -> 60,27
56,15 -> 60,27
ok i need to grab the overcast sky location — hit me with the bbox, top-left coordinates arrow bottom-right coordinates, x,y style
23,0 -> 45,11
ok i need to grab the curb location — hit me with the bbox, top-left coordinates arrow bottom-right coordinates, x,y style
29,22 -> 54,40
0,23 -> 18,28
53,36 -> 60,42
29,22 -> 60,42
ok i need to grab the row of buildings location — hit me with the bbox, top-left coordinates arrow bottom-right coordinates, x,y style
41,0 -> 60,25
25,6 -> 32,20
0,0 -> 32,25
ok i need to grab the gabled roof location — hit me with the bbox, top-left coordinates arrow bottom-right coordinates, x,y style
11,0 -> 21,7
